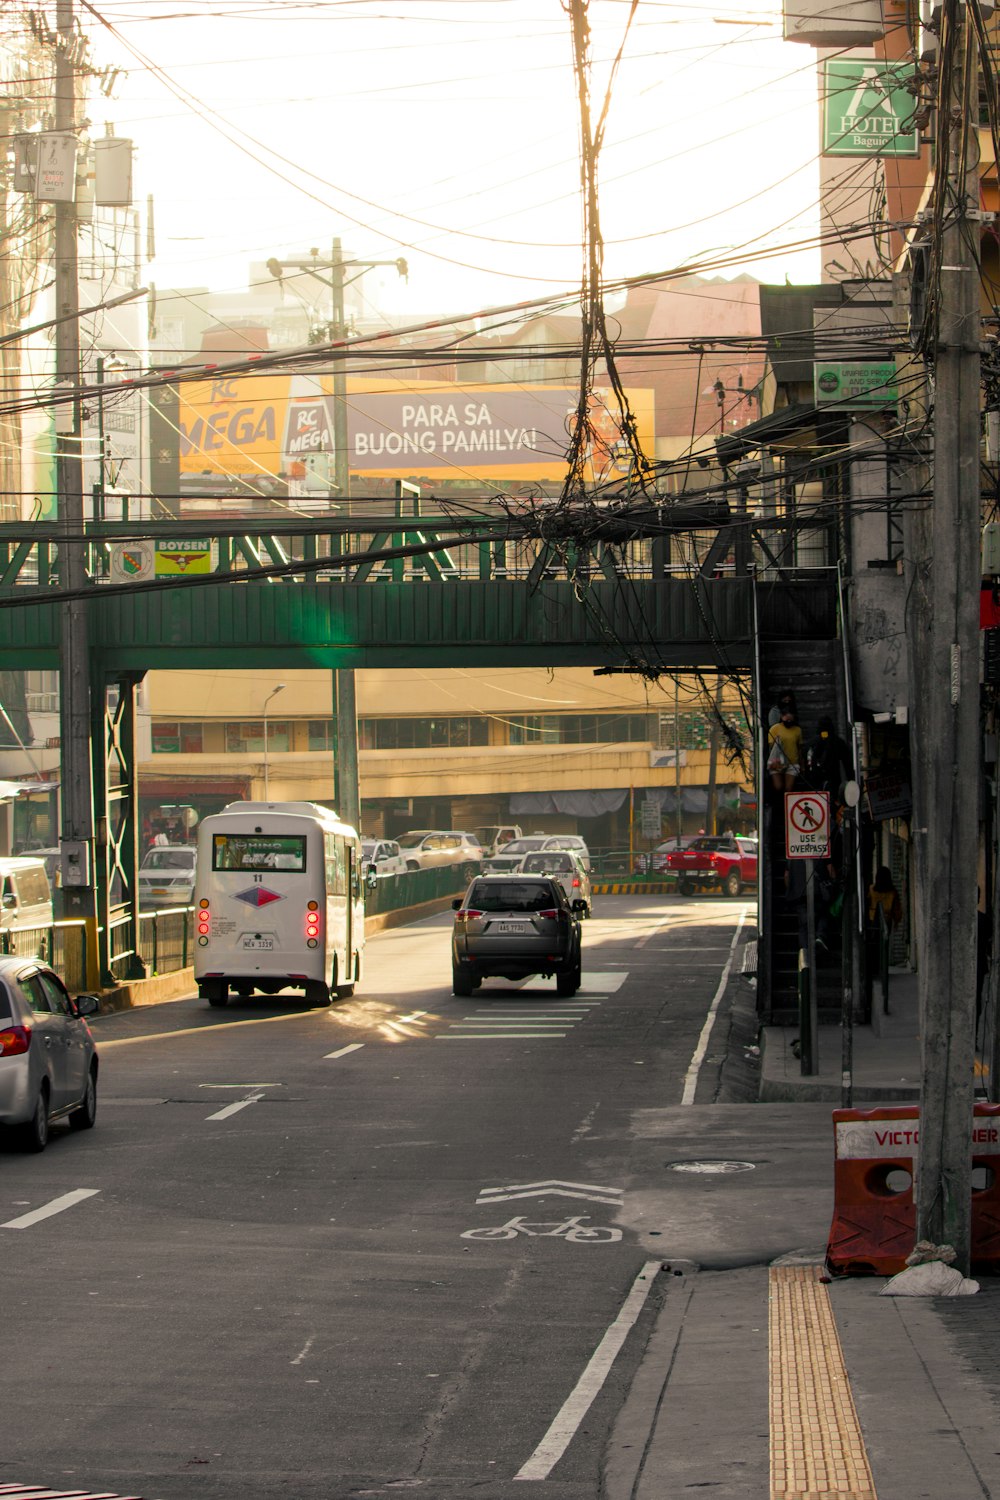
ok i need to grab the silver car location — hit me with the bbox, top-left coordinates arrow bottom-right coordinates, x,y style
0,957 -> 100,1152
517,849 -> 592,918
138,845 -> 197,909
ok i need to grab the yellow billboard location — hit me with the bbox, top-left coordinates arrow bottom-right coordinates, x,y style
176,372 -> 655,485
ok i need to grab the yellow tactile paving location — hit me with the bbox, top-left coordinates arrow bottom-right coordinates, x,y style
769,1264 -> 878,1500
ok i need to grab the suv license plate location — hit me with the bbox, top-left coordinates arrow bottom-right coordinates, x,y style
494,921 -> 529,934
240,936 -> 274,951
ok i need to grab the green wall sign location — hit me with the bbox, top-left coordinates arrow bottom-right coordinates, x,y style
823,61 -> 919,158
814,361 -> 898,408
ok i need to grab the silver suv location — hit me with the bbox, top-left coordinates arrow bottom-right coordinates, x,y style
451,874 -> 584,996
484,834 -> 591,875
396,830 -> 482,878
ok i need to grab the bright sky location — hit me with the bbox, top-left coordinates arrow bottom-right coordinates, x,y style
82,0 -> 822,326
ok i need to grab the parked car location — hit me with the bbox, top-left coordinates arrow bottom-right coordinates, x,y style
451,873 -> 584,996
484,834 -> 591,875
0,857 -> 53,930
517,849 -> 592,917
0,957 -> 100,1152
667,835 -> 758,896
472,824 -> 523,858
137,845 -> 197,909
396,830 -> 482,876
27,846 -> 62,889
361,838 -> 408,878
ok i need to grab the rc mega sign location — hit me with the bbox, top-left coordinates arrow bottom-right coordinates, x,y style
175,374 -> 654,484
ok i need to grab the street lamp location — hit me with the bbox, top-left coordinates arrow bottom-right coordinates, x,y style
262,684 -> 285,800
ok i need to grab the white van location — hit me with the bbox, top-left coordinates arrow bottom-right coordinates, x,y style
0,857 -> 53,929
194,801 -> 365,1008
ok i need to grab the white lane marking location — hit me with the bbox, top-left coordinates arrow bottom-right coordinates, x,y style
680,907 -> 748,1106
206,1090 -> 264,1121
291,1335 -> 315,1366
2,1188 -> 101,1229
637,913 -> 675,948
324,1042 -> 365,1059
200,1082 -> 279,1089
438,1033 -> 567,1040
514,1260 -> 662,1481
451,1021 -> 569,1028
464,1014 -> 589,1020
96,1011 -> 321,1047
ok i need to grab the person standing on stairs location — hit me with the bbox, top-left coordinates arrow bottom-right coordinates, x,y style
767,698 -> 803,793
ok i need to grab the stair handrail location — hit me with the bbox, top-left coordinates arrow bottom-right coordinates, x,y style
835,562 -> 864,945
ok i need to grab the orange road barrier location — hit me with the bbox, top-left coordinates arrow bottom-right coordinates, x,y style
826,1104 -> 1000,1276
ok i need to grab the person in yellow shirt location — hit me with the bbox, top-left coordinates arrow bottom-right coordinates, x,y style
767,704 -> 803,792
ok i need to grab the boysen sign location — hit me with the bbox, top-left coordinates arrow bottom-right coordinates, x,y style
823,61 -> 920,158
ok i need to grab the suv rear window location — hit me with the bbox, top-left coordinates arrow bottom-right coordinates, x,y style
522,853 -> 573,873
467,880 -> 559,912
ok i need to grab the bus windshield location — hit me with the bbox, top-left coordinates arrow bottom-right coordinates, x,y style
212,834 -> 307,872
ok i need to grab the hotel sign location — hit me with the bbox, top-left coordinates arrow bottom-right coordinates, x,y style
823,62 -> 920,158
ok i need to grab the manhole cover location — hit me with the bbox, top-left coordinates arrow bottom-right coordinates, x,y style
665,1159 -> 757,1174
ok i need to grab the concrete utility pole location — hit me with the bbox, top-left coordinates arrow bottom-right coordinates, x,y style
915,1 -> 982,1272
328,237 -> 359,830
54,0 -> 96,942
266,243 -> 405,832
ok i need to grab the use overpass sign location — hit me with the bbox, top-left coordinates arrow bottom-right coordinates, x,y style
785,791 -> 830,859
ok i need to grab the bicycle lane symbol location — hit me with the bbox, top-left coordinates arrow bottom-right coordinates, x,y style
461,1214 -> 622,1244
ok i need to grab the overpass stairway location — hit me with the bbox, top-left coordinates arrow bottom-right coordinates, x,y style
759,636 -> 847,1025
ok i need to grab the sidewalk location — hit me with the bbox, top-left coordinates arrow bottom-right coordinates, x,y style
608,1100 -> 1000,1500
760,966 -> 924,1102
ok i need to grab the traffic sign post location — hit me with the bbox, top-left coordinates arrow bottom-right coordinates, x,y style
785,791 -> 831,1078
785,790 -> 831,859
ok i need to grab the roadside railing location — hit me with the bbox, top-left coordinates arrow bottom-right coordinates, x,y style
589,848 -> 676,881
0,918 -> 89,992
105,906 -> 195,984
364,864 -> 472,916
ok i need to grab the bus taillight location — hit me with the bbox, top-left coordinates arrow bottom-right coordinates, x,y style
306,900 -> 321,946
197,898 -> 211,944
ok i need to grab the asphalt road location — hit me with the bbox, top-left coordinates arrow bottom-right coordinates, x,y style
0,893 -> 751,1500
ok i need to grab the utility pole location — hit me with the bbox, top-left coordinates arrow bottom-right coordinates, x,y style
328,236 -> 359,830
914,0 -> 981,1272
266,243 -> 405,834
54,0 -> 96,955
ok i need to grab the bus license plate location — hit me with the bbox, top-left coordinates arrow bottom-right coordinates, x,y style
240,936 -> 274,951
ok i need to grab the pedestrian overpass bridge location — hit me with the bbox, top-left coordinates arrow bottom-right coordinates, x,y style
0,513 -> 837,985
0,515 -> 835,672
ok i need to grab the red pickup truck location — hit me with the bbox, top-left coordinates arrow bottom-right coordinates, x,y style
667,835 -> 758,897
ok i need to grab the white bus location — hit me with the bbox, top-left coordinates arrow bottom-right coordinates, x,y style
193,801 -> 365,1008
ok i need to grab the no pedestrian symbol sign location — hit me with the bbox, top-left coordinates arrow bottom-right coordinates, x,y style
785,791 -> 831,859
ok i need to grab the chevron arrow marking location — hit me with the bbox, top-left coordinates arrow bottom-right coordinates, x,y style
476,1180 -> 623,1205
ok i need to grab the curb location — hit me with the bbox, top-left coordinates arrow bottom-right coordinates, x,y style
96,967 -> 195,1014
592,882 -> 676,895
758,1026 -> 921,1103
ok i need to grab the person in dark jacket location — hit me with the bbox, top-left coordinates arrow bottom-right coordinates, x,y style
805,716 -> 853,797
